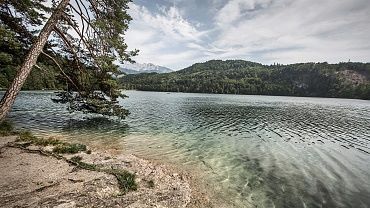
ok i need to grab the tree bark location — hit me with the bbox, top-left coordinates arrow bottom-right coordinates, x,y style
0,0 -> 70,122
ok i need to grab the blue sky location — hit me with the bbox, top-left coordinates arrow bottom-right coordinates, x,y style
124,0 -> 370,70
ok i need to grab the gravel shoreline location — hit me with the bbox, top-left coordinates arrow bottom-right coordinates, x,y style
0,136 -> 213,208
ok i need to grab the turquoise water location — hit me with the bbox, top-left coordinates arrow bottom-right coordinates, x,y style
3,91 -> 370,208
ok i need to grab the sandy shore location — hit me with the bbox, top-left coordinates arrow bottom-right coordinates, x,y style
0,136 -> 212,208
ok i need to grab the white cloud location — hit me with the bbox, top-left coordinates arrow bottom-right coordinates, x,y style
125,0 -> 370,69
215,0 -> 273,26
212,0 -> 370,64
125,3 -> 210,69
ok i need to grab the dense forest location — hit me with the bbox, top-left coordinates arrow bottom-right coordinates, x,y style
0,49 -> 65,90
0,10 -> 64,90
120,60 -> 370,99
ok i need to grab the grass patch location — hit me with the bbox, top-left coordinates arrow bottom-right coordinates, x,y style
0,120 -> 15,136
18,131 -> 89,155
70,156 -> 137,193
77,161 -> 97,171
70,157 -> 137,193
53,143 -> 87,154
70,155 -> 98,171
18,131 -> 38,142
9,130 -> 136,194
18,131 -> 63,146
70,155 -> 83,162
104,169 -> 137,193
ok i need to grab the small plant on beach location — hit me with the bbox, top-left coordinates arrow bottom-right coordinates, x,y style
10,130 -> 137,194
53,143 -> 87,154
16,131 -> 91,154
105,169 -> 137,193
70,156 -> 83,162
70,156 -> 98,171
18,131 -> 63,146
18,131 -> 38,142
78,161 -> 98,171
0,121 -> 15,136
69,157 -> 137,193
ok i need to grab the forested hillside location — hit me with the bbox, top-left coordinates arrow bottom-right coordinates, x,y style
120,60 -> 370,99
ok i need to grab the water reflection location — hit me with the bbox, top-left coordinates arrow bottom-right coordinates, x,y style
63,117 -> 129,134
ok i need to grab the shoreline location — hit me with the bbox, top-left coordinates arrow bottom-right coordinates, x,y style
0,135 -> 213,208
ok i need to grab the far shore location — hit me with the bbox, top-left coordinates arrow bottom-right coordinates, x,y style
2,89 -> 370,102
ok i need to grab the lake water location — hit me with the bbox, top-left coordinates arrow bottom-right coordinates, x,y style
3,91 -> 370,208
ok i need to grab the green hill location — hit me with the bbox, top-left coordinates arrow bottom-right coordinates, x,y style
120,60 -> 370,99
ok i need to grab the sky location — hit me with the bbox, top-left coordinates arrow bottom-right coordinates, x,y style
123,0 -> 370,70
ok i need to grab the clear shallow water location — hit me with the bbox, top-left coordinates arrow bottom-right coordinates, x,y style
3,91 -> 370,208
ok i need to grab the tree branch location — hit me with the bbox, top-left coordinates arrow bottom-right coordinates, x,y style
53,26 -> 86,72
87,0 -> 100,18
61,14 -> 108,71
70,1 -> 85,47
34,64 -> 48,73
67,4 -> 101,43
40,51 -> 81,92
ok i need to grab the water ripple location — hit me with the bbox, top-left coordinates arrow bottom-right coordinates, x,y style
2,91 -> 370,208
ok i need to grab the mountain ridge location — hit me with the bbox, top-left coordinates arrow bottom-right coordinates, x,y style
119,62 -> 173,74
120,59 -> 370,100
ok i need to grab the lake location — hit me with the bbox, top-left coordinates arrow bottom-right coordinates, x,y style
4,90 -> 370,208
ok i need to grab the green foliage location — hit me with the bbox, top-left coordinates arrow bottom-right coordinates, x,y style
49,0 -> 138,119
104,168 -> 137,193
1,0 -> 136,119
0,120 -> 13,131
121,60 -> 370,100
13,130 -> 136,194
69,156 -> 137,193
53,143 -> 87,154
70,156 -> 98,171
76,161 -> 97,171
18,131 -> 63,146
17,131 -> 91,156
0,120 -> 14,136
69,155 -> 137,193
0,1 -> 63,90
91,1 -> 138,62
70,155 -> 83,162
0,0 -> 50,47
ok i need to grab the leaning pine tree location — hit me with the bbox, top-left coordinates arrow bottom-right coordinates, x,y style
0,0 -> 138,121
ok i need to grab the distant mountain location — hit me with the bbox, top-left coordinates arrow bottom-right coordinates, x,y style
119,62 -> 173,74
120,60 -> 370,100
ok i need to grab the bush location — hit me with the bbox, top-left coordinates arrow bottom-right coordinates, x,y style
105,169 -> 137,193
0,120 -> 14,136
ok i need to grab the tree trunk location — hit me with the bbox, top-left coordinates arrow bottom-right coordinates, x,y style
0,0 -> 70,122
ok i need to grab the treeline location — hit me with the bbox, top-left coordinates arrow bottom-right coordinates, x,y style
0,0 -> 64,91
0,35 -> 65,90
0,15 -> 64,90
0,58 -> 64,90
120,60 -> 370,99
